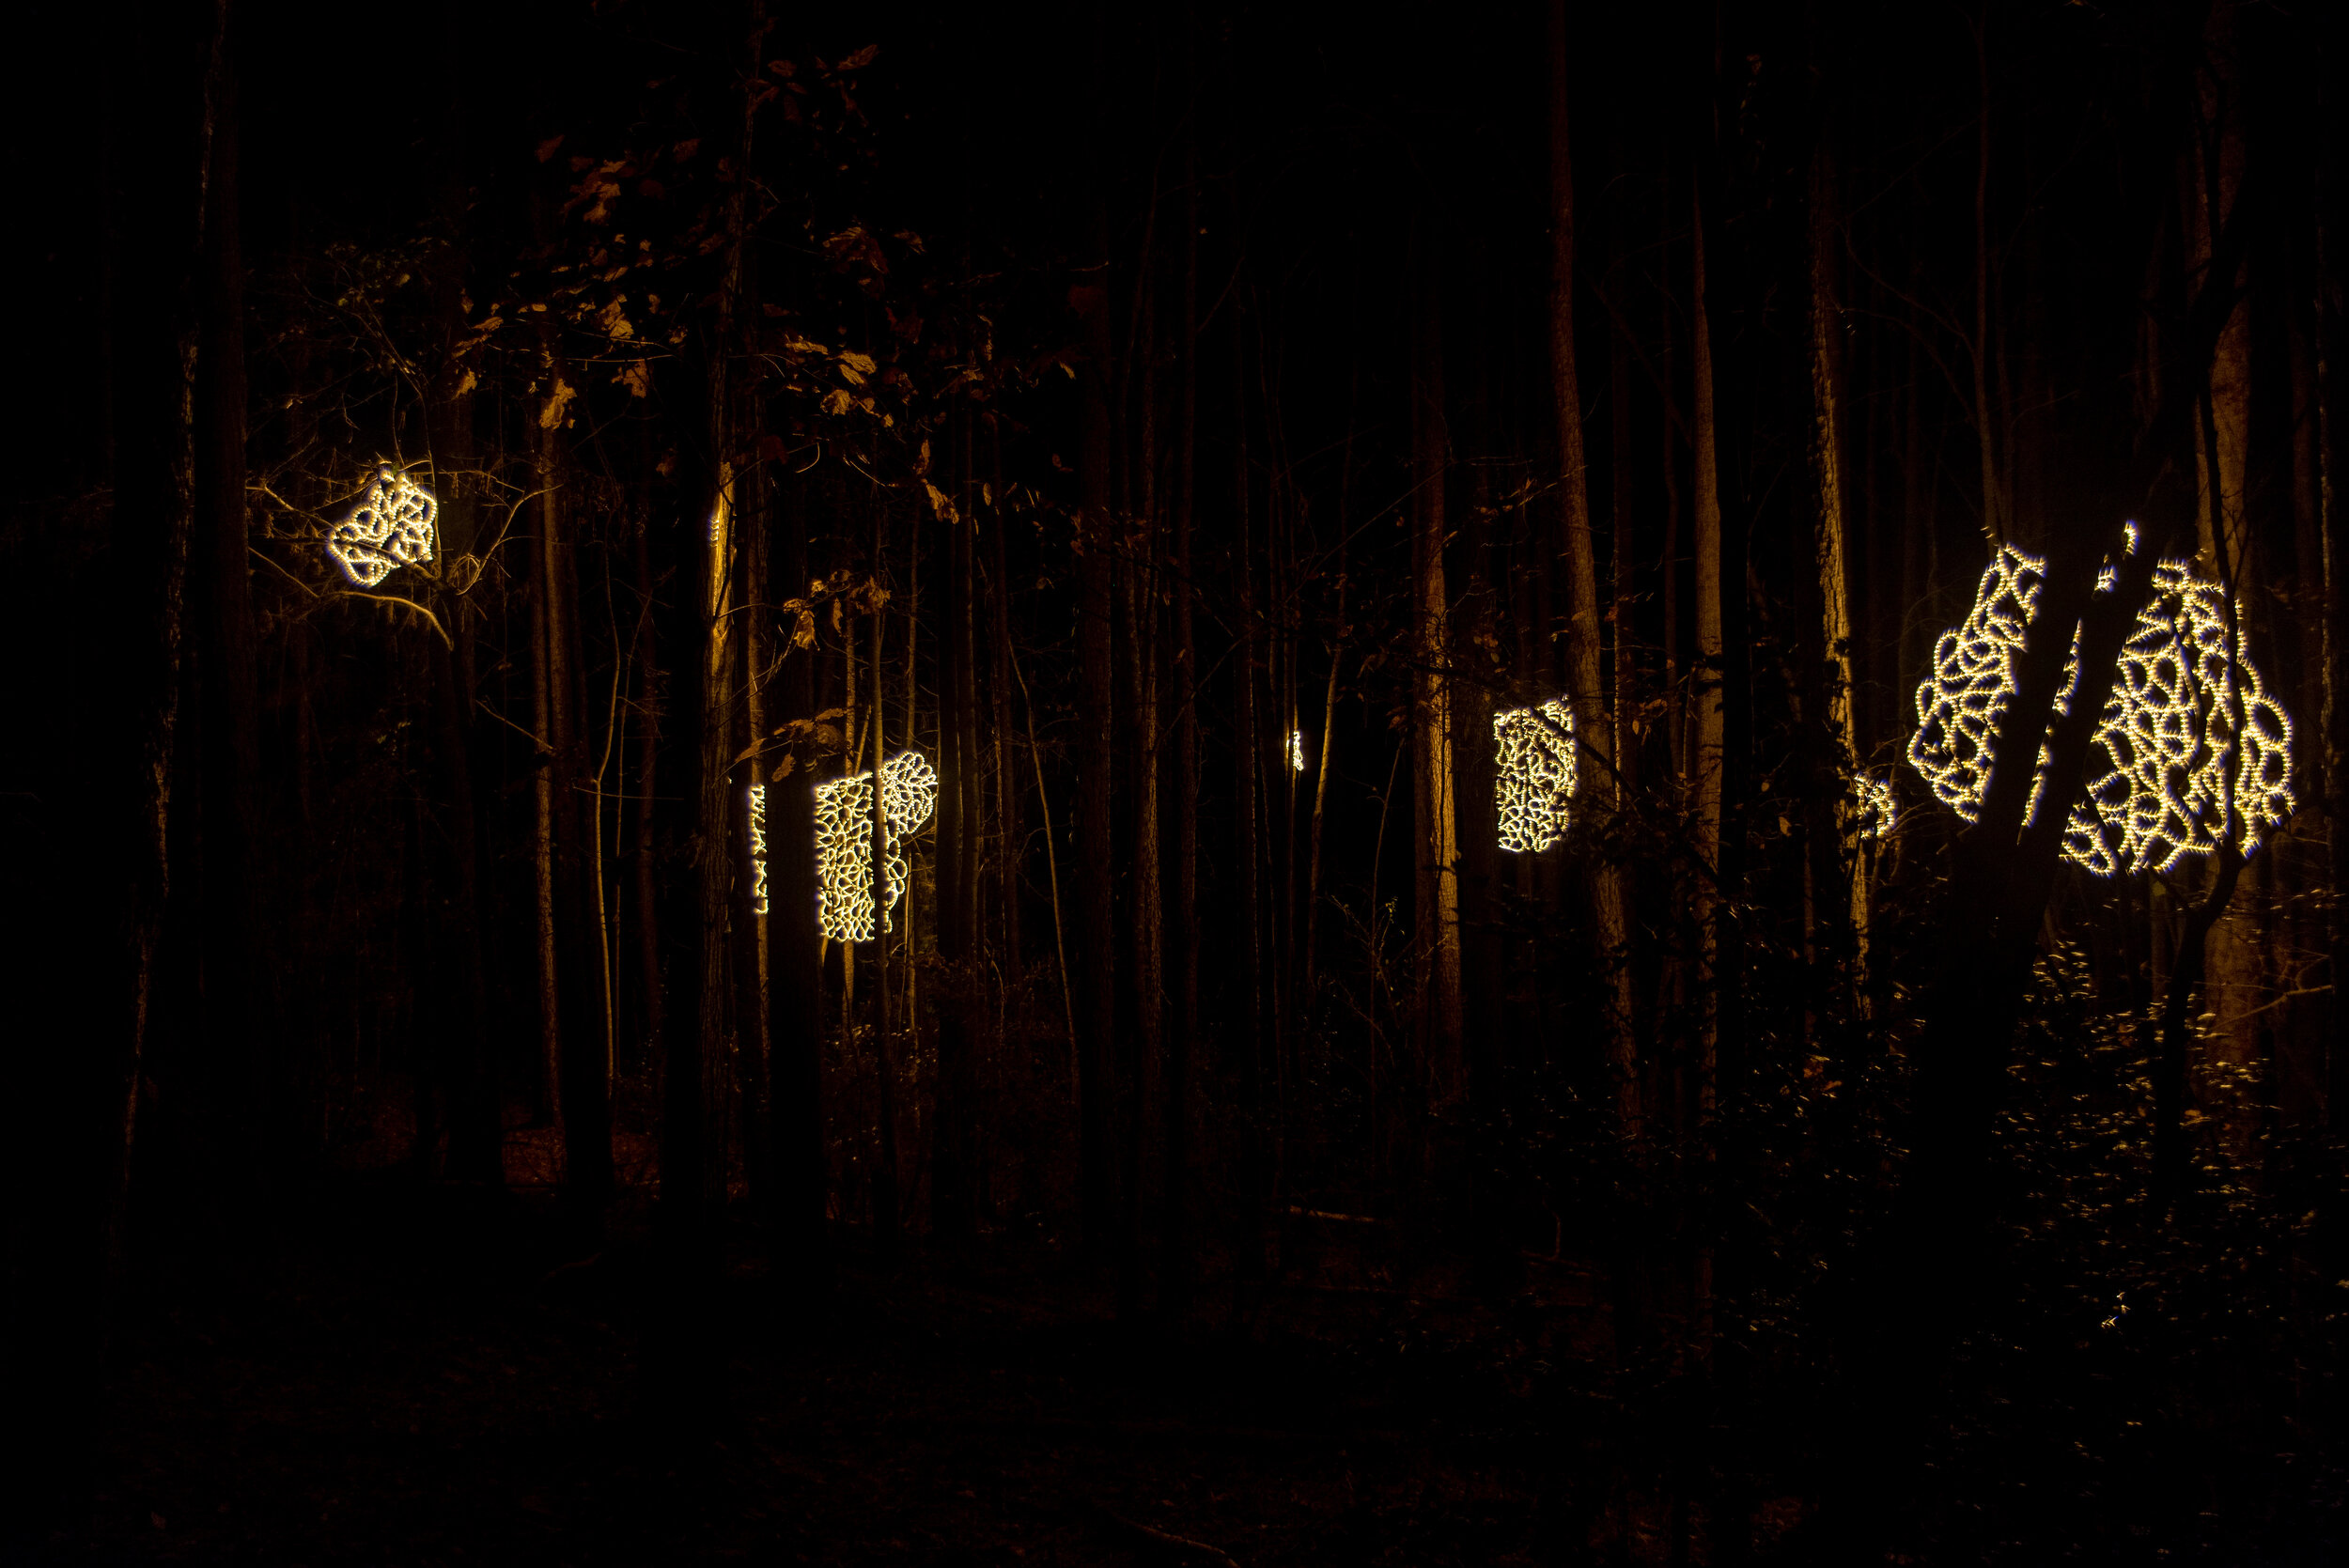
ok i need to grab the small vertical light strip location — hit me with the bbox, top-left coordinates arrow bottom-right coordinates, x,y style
747,783 -> 769,916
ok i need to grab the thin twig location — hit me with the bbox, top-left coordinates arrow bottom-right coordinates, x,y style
477,697 -> 553,757
1094,1507 -> 1240,1568
249,545 -> 320,598
334,590 -> 453,647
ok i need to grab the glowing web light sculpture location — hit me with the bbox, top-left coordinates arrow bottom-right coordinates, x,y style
1851,773 -> 1897,842
326,463 -> 438,587
1907,545 -> 2295,876
812,750 -> 940,942
1494,699 -> 1578,853
2067,563 -> 2295,874
746,784 -> 769,916
1288,729 -> 1306,773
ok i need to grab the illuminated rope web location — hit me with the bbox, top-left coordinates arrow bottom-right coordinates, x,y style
747,784 -> 769,916
326,463 -> 438,587
1494,699 -> 1577,853
2066,563 -> 2295,875
1907,545 -> 2295,876
812,750 -> 939,941
1850,773 -> 1897,842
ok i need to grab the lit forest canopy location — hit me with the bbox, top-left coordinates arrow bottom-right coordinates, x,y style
5,0 -> 2347,1560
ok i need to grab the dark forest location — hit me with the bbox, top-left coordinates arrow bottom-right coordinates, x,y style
5,0 -> 2346,1560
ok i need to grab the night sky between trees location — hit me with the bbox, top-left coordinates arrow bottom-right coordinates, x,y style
4,0 -> 2346,1560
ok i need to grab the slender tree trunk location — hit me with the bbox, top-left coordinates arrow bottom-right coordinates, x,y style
538,352 -> 614,1234
867,501 -> 902,1262
424,70 -> 499,1190
932,400 -> 979,1254
193,50 -> 267,1210
1688,181 -> 1727,1362
1455,273 -> 1509,1286
1074,216 -> 1120,1257
2155,849 -> 2245,1214
1116,260 -> 1163,1321
631,500 -> 665,1089
1809,138 -> 1863,968
1608,192 -> 1640,810
528,443 -> 564,1136
1548,0 -> 1636,1139
1409,236 -> 1460,1134
733,446 -> 772,1219
2318,53 -> 2349,1132
7,0 -> 220,1521
678,445 -> 733,1234
769,421 -> 828,1270
1162,92 -> 1201,1321
1231,296 -> 1268,1296
2185,9 -> 2266,1132
985,427 -> 1024,973
1972,19 -> 2000,542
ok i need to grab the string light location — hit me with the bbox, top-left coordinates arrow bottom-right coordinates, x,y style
2065,562 -> 2295,875
747,783 -> 769,916
1851,773 -> 1897,841
1288,729 -> 1306,773
1494,699 -> 1577,853
1908,545 -> 2295,876
1908,544 -> 2050,828
812,749 -> 940,941
326,463 -> 438,587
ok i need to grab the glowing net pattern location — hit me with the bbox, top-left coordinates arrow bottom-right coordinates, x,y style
2066,563 -> 2295,874
1288,729 -> 1306,773
326,463 -> 438,587
747,784 -> 769,916
1494,699 -> 1578,853
1907,546 -> 2295,876
1850,773 -> 1897,842
812,750 -> 939,941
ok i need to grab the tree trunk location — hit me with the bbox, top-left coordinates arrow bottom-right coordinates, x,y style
1074,217 -> 1120,1258
1808,138 -> 1862,966
1231,294 -> 1268,1296
193,47 -> 268,1211
1972,20 -> 2001,542
424,73 -> 499,1191
1548,0 -> 1637,1139
867,499 -> 902,1262
5,0 -> 220,1522
2320,54 -> 2349,1134
733,447 -> 772,1220
1688,180 -> 1727,1369
932,400 -> 980,1254
1409,235 -> 1461,1136
528,440 -> 564,1136
538,358 -> 614,1234
769,422 -> 828,1271
631,500 -> 666,1093
1162,115 -> 1201,1319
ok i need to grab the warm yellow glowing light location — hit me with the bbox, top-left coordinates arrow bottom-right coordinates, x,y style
1907,546 -> 2295,875
747,783 -> 769,916
813,750 -> 940,941
1494,699 -> 1577,853
326,463 -> 438,587
1851,773 -> 1897,841
1288,729 -> 1306,773
2067,563 -> 2295,874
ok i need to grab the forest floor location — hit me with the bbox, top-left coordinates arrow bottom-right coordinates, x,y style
19,1178 -> 1725,1567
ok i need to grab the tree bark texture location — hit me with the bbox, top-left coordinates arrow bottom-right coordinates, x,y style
1548,0 -> 1637,1138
